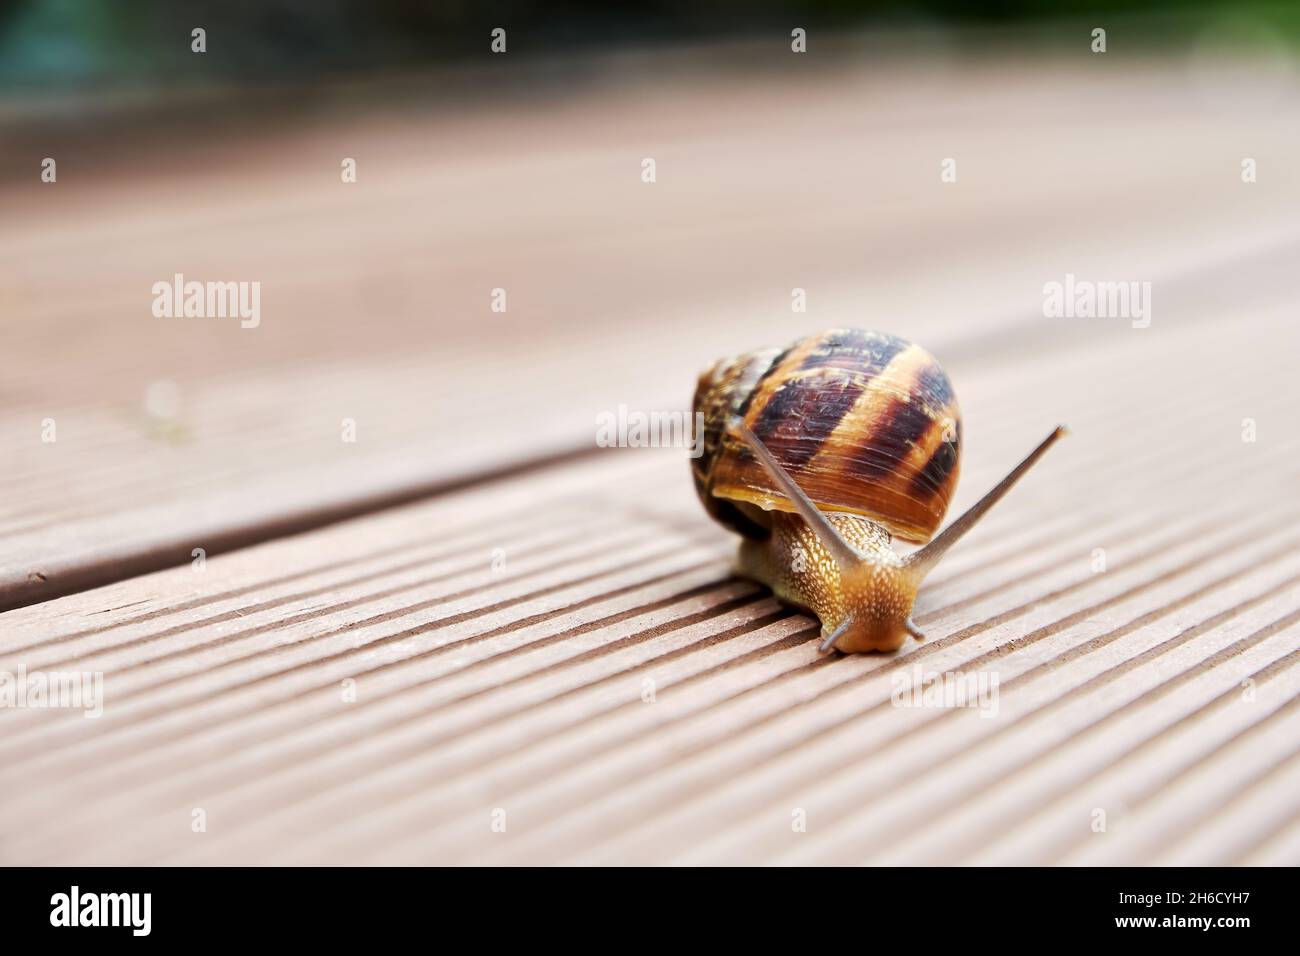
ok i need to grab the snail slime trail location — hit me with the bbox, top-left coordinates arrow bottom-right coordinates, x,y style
692,328 -> 1066,654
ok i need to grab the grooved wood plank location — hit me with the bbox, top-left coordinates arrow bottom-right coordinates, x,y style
6,53 -> 1300,610
1,296 -> 1296,864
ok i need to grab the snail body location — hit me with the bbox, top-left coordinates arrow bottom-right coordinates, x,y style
693,328 -> 1064,653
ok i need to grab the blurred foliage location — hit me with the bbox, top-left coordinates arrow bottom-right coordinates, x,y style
1,0 -> 1298,90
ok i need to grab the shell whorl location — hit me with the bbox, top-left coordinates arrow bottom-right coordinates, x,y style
692,328 -> 962,544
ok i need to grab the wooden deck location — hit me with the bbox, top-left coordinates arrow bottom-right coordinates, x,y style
2,48 -> 1298,864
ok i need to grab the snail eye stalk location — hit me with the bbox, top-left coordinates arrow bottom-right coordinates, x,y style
727,418 -> 862,571
905,426 -> 1068,582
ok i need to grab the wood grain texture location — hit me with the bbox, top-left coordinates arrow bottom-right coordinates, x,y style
5,52 -> 1300,609
1,291 -> 1296,863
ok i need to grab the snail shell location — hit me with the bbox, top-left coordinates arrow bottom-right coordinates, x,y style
692,328 -> 962,544
691,328 -> 1065,654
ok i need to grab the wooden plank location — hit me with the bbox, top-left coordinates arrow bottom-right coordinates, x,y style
6,53 -> 1300,609
1,300 -> 1296,864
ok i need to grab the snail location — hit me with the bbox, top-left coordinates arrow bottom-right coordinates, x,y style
692,328 -> 1065,654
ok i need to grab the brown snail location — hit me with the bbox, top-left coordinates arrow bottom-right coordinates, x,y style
692,328 -> 1065,653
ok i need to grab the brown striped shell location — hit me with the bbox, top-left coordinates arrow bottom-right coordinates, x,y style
692,328 -> 962,544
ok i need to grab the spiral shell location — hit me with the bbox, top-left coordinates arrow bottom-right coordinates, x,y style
692,328 -> 962,544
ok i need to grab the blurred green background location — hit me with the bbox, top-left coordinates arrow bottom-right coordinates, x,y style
3,0 -> 1299,91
